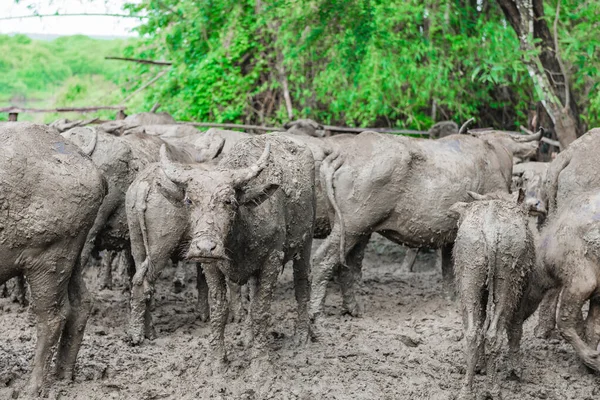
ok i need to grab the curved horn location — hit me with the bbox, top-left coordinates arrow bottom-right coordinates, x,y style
232,142 -> 271,187
514,127 -> 544,142
80,127 -> 98,156
467,191 -> 486,201
160,144 -> 189,184
458,117 -> 475,135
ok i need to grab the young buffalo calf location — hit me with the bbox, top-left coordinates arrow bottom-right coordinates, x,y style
451,190 -> 536,400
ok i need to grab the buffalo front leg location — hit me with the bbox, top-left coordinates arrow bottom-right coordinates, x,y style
173,261 -> 187,293
196,263 -> 210,322
228,281 -> 245,323
244,276 -> 258,347
55,257 -> 93,381
310,225 -> 343,321
441,244 -> 455,299
203,263 -> 229,373
249,253 -> 280,366
339,234 -> 370,317
556,263 -> 600,371
534,287 -> 560,339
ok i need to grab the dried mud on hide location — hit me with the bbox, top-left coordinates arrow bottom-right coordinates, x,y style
1,235 -> 599,399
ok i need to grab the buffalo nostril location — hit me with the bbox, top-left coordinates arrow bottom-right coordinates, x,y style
195,239 -> 218,253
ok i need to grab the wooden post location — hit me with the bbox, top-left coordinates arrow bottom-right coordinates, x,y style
8,112 -> 18,121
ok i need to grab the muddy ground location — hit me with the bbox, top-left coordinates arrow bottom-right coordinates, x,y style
1,234 -> 599,399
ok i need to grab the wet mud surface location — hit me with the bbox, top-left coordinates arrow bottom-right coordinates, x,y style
1,234 -> 599,399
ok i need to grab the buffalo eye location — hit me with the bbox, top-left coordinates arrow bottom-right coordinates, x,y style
183,195 -> 193,206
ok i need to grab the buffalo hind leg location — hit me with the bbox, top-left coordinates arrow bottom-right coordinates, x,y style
400,248 -> 419,272
99,250 -> 116,290
534,287 -> 560,339
339,234 -> 370,317
556,261 -> 600,371
458,293 -> 485,400
25,254 -> 70,396
55,256 -> 93,381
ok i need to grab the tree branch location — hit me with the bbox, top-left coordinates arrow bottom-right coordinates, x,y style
553,1 -> 570,110
0,13 -> 143,21
0,106 -> 124,113
105,57 -> 172,66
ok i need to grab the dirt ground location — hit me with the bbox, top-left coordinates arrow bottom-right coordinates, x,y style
1,234 -> 599,399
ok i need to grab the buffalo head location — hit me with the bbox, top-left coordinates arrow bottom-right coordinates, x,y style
159,143 -> 279,262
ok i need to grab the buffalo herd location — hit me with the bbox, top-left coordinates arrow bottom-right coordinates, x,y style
1,115 -> 599,398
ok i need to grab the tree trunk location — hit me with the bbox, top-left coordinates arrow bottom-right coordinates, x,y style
496,0 -> 579,148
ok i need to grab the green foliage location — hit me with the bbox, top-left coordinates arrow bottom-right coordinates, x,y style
0,34 -> 135,122
121,0 -> 600,130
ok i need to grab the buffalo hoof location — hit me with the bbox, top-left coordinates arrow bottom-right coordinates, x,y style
197,309 -> 210,323
294,327 -> 310,346
208,357 -> 228,377
342,302 -> 363,318
533,324 -> 555,340
457,387 -> 476,400
24,379 -> 45,399
145,324 -> 157,341
228,305 -> 246,324
126,327 -> 145,346
580,348 -> 600,372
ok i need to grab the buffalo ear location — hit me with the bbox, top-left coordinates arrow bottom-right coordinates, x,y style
449,202 -> 470,217
239,183 -> 280,207
157,178 -> 186,206
517,188 -> 525,204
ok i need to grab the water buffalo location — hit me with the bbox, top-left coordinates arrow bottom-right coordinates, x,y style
543,128 -> 600,217
124,111 -> 176,125
61,126 -> 216,290
401,129 -> 543,273
125,136 -> 233,345
535,128 -> 600,338
310,132 -> 516,319
61,127 -> 166,282
533,189 -> 600,371
451,191 -> 536,399
468,129 -> 542,163
0,123 -> 105,394
284,118 -> 325,137
159,135 -> 315,371
427,120 -> 458,139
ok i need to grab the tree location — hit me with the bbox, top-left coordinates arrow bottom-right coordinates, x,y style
496,0 -> 579,147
